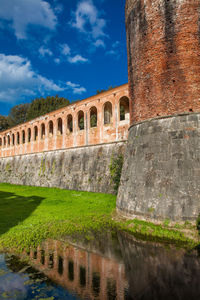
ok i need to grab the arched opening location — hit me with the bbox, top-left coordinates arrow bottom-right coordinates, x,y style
7,135 -> 10,146
12,134 -> 15,146
57,118 -> 63,135
22,130 -> 25,144
3,136 -> 6,146
78,111 -> 84,130
67,115 -> 73,133
49,121 -> 54,136
104,102 -> 112,125
0,138 -> 2,147
28,128 -> 31,142
34,126 -> 38,141
17,132 -> 20,145
90,106 -> 97,128
41,123 -> 45,139
119,96 -> 130,121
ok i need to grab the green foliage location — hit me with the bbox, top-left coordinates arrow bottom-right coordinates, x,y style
79,116 -> 84,130
90,114 -> 97,127
96,85 -> 116,95
8,103 -> 30,127
196,214 -> 200,232
120,105 -> 125,121
163,219 -> 170,227
109,154 -> 124,193
0,115 -> 9,132
26,95 -> 70,121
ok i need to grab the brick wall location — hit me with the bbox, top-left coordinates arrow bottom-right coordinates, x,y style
126,0 -> 200,124
0,84 -> 129,158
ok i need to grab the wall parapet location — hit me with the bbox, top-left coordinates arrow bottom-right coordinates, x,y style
0,84 -> 130,158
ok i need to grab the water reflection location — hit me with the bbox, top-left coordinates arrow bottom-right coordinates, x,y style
1,232 -> 200,299
28,237 -> 127,299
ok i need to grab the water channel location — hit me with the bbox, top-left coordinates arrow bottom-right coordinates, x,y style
0,232 -> 200,299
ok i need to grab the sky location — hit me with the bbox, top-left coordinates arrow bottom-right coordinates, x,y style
0,0 -> 128,116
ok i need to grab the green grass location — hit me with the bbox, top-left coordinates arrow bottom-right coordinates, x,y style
0,183 -> 198,252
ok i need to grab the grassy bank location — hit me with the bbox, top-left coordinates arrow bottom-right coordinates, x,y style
0,183 -> 198,252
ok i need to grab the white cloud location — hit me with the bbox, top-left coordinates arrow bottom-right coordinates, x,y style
66,81 -> 86,94
94,39 -> 105,48
0,54 -> 64,103
71,0 -> 107,40
54,58 -> 61,64
106,50 -> 116,56
112,41 -> 120,48
0,0 -> 57,39
39,46 -> 53,57
68,54 -> 89,64
60,44 -> 71,56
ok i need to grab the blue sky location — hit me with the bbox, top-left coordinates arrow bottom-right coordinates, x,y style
0,0 -> 128,116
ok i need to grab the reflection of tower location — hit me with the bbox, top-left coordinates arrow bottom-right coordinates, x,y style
117,0 -> 200,221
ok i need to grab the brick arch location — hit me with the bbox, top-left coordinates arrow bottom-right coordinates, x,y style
22,130 -> 26,144
103,101 -> 112,125
28,128 -> 31,142
34,126 -> 38,141
12,133 -> 15,146
67,114 -> 73,133
89,106 -> 97,128
16,132 -> 20,145
7,135 -> 10,146
57,118 -> 63,135
48,120 -> 54,136
41,123 -> 46,139
77,110 -> 84,130
119,96 -> 130,122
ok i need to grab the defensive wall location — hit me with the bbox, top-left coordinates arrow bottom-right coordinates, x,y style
117,0 -> 200,221
0,84 -> 130,194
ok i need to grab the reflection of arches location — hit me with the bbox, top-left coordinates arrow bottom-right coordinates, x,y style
90,106 -> 97,128
28,128 -> 31,142
34,126 -> 38,141
41,123 -> 45,139
17,132 -> 20,145
78,111 -> 84,130
68,260 -> 74,281
22,130 -> 25,144
119,96 -> 130,121
104,102 -> 112,125
49,121 -> 53,136
12,134 -> 15,146
57,118 -> 63,135
67,115 -> 73,133
7,135 -> 10,146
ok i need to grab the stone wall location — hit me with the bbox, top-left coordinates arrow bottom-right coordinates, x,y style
0,141 -> 125,194
117,113 -> 200,221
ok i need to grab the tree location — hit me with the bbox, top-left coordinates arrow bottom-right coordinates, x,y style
8,103 -> 30,127
26,95 -> 70,121
0,115 -> 9,131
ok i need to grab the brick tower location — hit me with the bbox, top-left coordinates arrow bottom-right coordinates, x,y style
117,0 -> 200,221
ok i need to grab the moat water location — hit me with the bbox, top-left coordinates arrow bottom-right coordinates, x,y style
0,232 -> 200,300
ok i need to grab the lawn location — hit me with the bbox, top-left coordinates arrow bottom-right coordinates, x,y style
0,183 -> 198,252
0,183 -> 116,251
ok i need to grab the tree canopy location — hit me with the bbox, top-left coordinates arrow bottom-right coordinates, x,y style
0,115 -> 9,132
0,95 -> 70,131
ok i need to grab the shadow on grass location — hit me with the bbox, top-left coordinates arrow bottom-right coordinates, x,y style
0,191 -> 44,236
